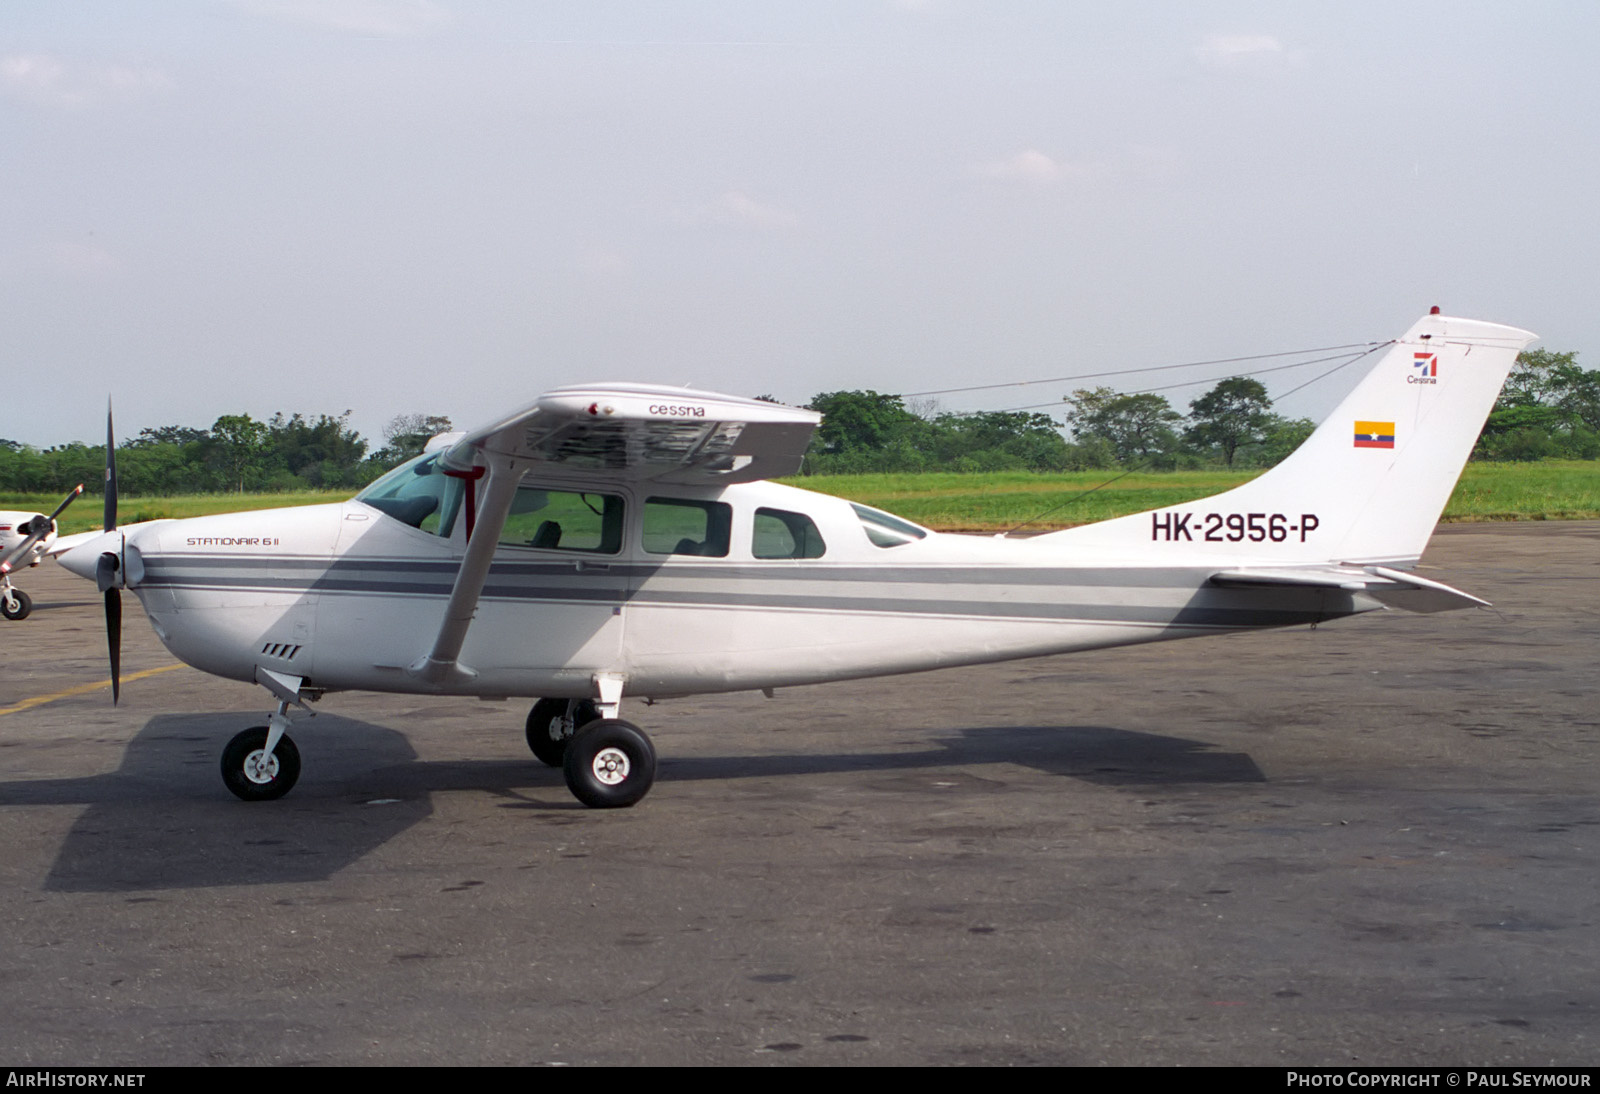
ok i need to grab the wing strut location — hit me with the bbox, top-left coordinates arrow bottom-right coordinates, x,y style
408,456 -> 522,688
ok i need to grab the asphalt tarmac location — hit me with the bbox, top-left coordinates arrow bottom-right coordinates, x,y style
1,521 -> 1596,1066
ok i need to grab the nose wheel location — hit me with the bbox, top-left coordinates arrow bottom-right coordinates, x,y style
220,725 -> 302,801
1,585 -> 31,621
0,582 -> 31,623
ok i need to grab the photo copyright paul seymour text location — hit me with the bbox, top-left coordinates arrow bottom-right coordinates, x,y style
1287,1075 -> 1591,1089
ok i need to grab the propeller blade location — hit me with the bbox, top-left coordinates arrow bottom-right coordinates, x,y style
95,537 -> 123,710
105,587 -> 121,705
48,484 -> 85,525
104,401 -> 117,533
102,405 -> 121,705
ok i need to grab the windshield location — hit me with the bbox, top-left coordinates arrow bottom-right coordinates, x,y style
851,503 -> 928,548
356,454 -> 465,537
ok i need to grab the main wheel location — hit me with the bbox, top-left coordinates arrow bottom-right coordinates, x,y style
525,698 -> 598,767
1,588 -> 32,621
562,719 -> 656,809
220,727 -> 302,802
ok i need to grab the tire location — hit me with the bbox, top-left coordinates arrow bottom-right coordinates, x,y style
220,726 -> 301,802
562,719 -> 656,809
1,588 -> 32,621
525,698 -> 598,767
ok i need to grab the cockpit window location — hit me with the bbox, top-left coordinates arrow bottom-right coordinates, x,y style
851,502 -> 928,549
753,508 -> 826,559
356,454 -> 464,537
499,486 -> 624,554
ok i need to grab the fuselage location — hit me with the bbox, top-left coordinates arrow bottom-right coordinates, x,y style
78,474 -> 1375,701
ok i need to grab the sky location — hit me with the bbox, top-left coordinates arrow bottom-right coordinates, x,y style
4,1 -> 1597,450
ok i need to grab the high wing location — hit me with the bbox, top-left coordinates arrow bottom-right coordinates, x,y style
412,384 -> 820,688
437,383 -> 821,485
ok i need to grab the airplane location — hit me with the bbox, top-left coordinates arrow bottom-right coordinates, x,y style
54,310 -> 1535,809
1,485 -> 84,620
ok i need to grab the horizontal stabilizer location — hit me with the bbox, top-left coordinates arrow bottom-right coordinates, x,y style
1210,565 -> 1489,613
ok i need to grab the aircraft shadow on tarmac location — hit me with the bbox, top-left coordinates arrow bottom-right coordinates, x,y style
8,714 -> 1261,892
12,595 -> 99,613
661,724 -> 1264,788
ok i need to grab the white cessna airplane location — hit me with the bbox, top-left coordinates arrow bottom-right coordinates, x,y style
1,486 -> 84,620
56,311 -> 1533,809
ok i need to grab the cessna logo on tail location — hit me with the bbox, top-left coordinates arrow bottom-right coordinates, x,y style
1409,352 -> 1438,384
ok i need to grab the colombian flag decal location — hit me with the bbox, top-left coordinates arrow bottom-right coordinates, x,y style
1353,420 -> 1395,449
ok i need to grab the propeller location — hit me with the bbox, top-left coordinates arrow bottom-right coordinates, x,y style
101,401 -> 121,704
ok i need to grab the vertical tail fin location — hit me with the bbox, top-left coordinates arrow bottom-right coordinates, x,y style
1042,313 -> 1536,566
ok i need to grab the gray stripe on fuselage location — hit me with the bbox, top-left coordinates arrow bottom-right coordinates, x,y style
146,553 -> 1220,588
138,554 -> 1355,628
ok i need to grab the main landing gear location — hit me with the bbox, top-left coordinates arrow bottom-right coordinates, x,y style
525,697 -> 657,809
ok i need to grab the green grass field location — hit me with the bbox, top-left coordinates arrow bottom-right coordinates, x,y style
1437,461 -> 1600,523
5,462 -> 1596,537
789,469 -> 1261,531
1,490 -> 349,536
789,460 -> 1600,531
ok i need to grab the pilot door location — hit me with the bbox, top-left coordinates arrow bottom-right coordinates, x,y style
464,482 -> 629,681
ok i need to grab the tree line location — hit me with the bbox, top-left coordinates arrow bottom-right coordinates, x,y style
0,411 -> 451,496
799,348 -> 1598,475
800,379 -> 1311,475
1,350 -> 1592,496
1474,349 -> 1600,460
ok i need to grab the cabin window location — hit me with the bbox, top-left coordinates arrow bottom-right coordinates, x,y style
753,508 -> 827,559
356,454 -> 464,538
643,497 -> 731,557
851,502 -> 928,549
499,486 -> 624,554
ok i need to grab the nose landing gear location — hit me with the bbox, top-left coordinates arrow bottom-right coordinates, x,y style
0,583 -> 32,621
221,699 -> 301,802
